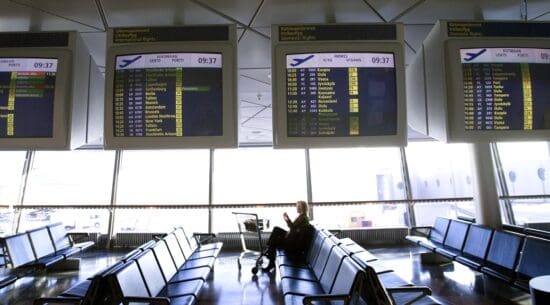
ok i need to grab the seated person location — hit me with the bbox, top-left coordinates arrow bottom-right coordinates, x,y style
262,200 -> 312,272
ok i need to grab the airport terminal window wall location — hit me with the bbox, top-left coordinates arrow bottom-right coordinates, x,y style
405,142 -> 475,226
19,150 -> 115,233
496,142 -> 550,226
2,141 -> 548,235
309,148 -> 408,228
0,151 -> 26,234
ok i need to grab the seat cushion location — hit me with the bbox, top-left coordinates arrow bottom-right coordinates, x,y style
480,265 -> 515,283
160,279 -> 203,298
281,278 -> 324,296
455,255 -> 484,270
170,267 -> 211,283
418,240 -> 443,252
60,280 -> 91,297
35,254 -> 65,268
378,272 -> 411,288
188,249 -> 218,260
181,257 -> 214,270
279,265 -> 317,281
284,293 -> 332,305
169,294 -> 196,305
435,247 -> 462,259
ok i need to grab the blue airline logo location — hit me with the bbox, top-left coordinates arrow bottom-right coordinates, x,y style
290,54 -> 314,67
463,49 -> 487,62
118,55 -> 142,68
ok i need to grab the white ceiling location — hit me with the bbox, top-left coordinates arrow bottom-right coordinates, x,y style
2,0 -> 550,144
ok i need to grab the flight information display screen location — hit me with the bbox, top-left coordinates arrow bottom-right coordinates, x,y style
461,47 -> 550,130
0,58 -> 57,138
113,52 -> 222,137
286,52 -> 397,137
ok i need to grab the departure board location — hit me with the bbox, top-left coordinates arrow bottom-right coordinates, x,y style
461,47 -> 550,130
286,53 -> 397,137
0,58 -> 57,138
114,52 -> 222,137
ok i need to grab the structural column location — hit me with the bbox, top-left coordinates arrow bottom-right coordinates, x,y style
469,142 -> 502,229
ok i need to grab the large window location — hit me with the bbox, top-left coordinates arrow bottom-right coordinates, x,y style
309,148 -> 405,228
24,151 -> 116,205
213,148 -> 307,204
406,142 -> 474,199
0,151 -> 26,205
313,203 -> 409,229
497,142 -> 550,196
309,148 -> 405,202
113,208 -> 208,233
18,208 -> 109,233
497,142 -> 550,225
116,150 -> 210,205
406,142 -> 475,225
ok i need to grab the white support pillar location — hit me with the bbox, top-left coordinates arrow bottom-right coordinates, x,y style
469,142 -> 502,229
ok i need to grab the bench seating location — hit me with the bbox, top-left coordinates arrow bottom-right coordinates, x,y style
2,224 -> 94,272
406,217 -> 450,251
513,236 -> 550,291
109,229 -> 222,305
406,217 -> 550,292
34,226 -> 222,305
279,226 -> 440,305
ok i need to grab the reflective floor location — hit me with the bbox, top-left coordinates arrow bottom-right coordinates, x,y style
0,245 -> 532,305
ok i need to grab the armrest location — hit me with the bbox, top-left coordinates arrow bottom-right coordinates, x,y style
386,286 -> 433,305
193,233 -> 217,244
303,293 -> 350,305
33,297 -> 83,305
409,226 -> 432,237
122,296 -> 170,305
153,233 -> 167,241
67,233 -> 91,244
328,229 -> 343,237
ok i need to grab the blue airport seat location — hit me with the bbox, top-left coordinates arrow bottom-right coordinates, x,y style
455,224 -> 493,270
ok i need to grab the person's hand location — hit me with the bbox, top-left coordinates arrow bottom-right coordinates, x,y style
283,212 -> 290,222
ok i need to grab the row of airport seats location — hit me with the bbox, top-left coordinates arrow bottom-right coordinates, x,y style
502,223 -> 550,240
0,222 -> 94,289
277,225 -> 440,305
406,217 -> 550,291
34,226 -> 222,305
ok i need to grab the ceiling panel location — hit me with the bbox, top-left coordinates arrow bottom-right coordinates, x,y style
13,0 -> 104,30
198,0 -> 264,25
367,0 -> 419,22
238,30 -> 271,68
102,0 -> 229,27
81,32 -> 107,67
404,24 -> 433,53
398,0 -> 487,23
252,0 -> 381,27
0,0 -> 100,32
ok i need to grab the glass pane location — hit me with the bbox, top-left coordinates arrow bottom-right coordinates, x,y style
212,206 -> 292,233
497,142 -> 550,196
113,208 -> 208,233
406,142 -> 474,199
313,203 -> 408,228
309,148 -> 405,202
0,209 -> 15,236
506,198 -> 550,227
0,151 -> 26,205
18,208 -> 109,233
213,148 -> 307,204
24,151 -> 115,205
413,201 -> 463,226
117,150 -> 210,205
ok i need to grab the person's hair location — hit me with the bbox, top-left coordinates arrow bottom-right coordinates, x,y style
297,200 -> 309,214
